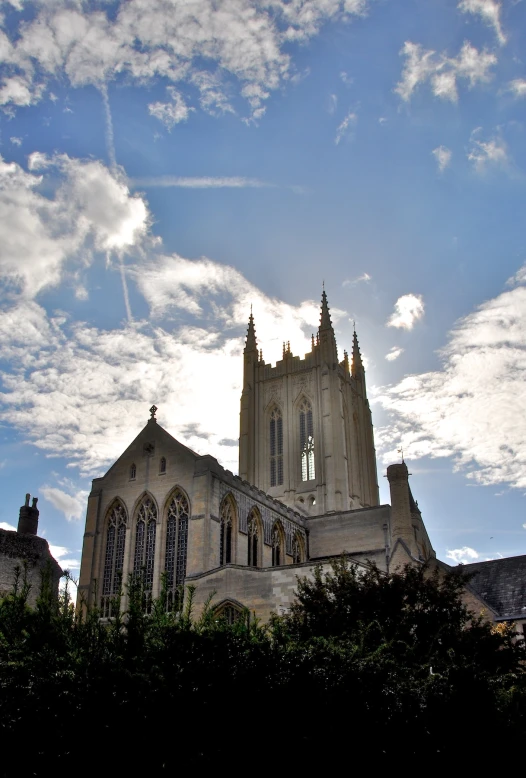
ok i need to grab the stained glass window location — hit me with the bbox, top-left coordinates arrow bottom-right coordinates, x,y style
100,502 -> 127,618
219,496 -> 235,566
299,398 -> 315,481
164,489 -> 190,611
247,511 -> 260,567
269,407 -> 283,486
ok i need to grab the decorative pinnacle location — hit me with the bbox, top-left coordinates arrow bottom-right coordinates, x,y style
149,404 -> 158,420
351,329 -> 364,377
319,289 -> 333,331
245,310 -> 258,351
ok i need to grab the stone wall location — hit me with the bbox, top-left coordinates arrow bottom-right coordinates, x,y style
0,529 -> 62,607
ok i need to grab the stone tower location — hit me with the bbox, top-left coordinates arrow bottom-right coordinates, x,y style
239,291 -> 379,515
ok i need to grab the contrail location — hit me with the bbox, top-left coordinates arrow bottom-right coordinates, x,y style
119,256 -> 133,323
100,83 -> 117,171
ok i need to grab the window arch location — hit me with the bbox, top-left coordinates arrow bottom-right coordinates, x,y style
164,488 -> 190,612
269,406 -> 283,487
219,495 -> 236,566
159,456 -> 166,474
247,510 -> 261,568
101,501 -> 127,617
271,522 -> 284,567
215,600 -> 244,625
129,463 -> 136,480
133,495 -> 157,613
292,532 -> 305,564
299,398 -> 315,481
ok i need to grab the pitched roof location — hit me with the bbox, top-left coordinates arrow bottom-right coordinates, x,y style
462,555 -> 526,620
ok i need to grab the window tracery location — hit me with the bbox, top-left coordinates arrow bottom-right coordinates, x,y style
133,496 -> 157,613
164,489 -> 189,611
247,511 -> 260,567
101,502 -> 127,618
271,523 -> 283,567
299,398 -> 315,481
215,602 -> 243,625
269,406 -> 283,487
219,496 -> 235,566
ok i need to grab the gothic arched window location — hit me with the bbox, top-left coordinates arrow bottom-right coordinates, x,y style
101,502 -> 127,618
299,398 -> 315,481
164,489 -> 190,611
269,406 -> 283,487
159,456 -> 166,474
247,510 -> 260,568
130,463 -> 136,480
219,495 -> 235,566
272,522 -> 284,567
133,496 -> 157,613
292,533 -> 304,564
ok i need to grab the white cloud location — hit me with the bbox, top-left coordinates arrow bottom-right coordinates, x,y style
0,522 -> 17,532
387,294 -> 424,330
41,486 -> 89,522
342,272 -> 371,287
0,0 -> 374,119
446,546 -> 480,564
9,136 -> 22,146
467,130 -> 508,172
523,523 -> 526,529
335,110 -> 357,144
148,87 -> 194,129
507,79 -> 526,98
0,153 -> 150,298
395,41 -> 496,103
0,256 -> 344,477
458,0 -> 506,46
376,268 -> 526,489
49,544 -> 80,571
340,71 -> 353,86
432,145 -> 452,172
132,175 -> 271,189
385,347 -> 404,362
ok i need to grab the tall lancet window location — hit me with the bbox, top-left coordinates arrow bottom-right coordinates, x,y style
219,496 -> 235,566
299,398 -> 315,481
269,406 -> 283,487
133,496 -> 157,613
164,489 -> 190,611
271,523 -> 283,567
247,511 -> 260,567
101,502 -> 127,618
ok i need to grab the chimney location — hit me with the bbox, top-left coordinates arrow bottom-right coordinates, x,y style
386,463 -> 417,557
18,493 -> 39,536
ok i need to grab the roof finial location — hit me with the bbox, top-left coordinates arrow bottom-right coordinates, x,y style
245,309 -> 257,351
397,446 -> 404,463
319,287 -> 332,330
150,404 -> 158,421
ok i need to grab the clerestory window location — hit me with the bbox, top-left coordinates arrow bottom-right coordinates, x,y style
219,496 -> 235,566
269,406 -> 283,487
299,398 -> 315,481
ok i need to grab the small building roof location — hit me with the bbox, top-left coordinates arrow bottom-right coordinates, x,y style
462,555 -> 526,620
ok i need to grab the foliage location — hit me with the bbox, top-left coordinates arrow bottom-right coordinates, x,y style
0,559 -> 525,773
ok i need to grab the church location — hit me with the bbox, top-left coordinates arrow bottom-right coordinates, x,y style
77,291 -> 526,628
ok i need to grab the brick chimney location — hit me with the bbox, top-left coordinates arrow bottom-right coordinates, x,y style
18,493 -> 39,536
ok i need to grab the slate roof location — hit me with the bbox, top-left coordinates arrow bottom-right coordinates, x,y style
462,555 -> 526,620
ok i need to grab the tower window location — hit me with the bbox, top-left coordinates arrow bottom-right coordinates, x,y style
219,496 -> 235,566
164,489 -> 189,612
247,511 -> 260,567
269,407 -> 283,487
133,496 -> 157,613
129,463 -> 136,480
299,399 -> 315,481
101,502 -> 127,618
159,456 -> 166,474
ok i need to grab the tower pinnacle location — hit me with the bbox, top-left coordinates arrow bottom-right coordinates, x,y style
245,311 -> 258,352
351,329 -> 364,377
319,289 -> 333,331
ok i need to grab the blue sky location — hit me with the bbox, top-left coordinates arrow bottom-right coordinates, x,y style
0,0 -> 525,576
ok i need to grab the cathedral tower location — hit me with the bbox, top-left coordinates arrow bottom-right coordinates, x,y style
239,291 -> 379,515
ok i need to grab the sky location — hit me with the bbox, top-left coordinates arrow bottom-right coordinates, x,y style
0,0 -> 525,580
